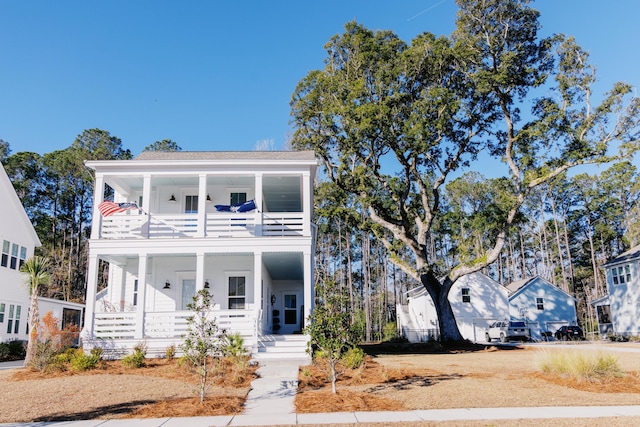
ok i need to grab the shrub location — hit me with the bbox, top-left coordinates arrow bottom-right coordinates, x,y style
165,344 -> 176,360
538,349 -> 623,382
71,348 -> 102,371
122,342 -> 147,368
0,340 -> 25,361
341,346 -> 365,369
223,333 -> 248,360
382,322 -> 400,342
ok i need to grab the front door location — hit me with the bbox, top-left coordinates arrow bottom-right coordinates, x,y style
281,292 -> 301,334
181,279 -> 196,310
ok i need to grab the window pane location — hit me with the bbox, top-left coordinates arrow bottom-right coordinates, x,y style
7,319 -> 12,334
2,240 -> 9,253
20,246 -> 26,259
10,256 -> 17,269
1,253 -> 7,267
13,320 -> 19,334
230,192 -> 247,205
11,244 -> 18,256
15,306 -> 20,319
229,297 -> 245,309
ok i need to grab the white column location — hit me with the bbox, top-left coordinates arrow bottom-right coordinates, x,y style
302,172 -> 311,236
142,174 -> 151,238
90,174 -> 104,239
83,253 -> 99,339
198,174 -> 207,237
254,173 -> 263,236
196,252 -> 205,292
253,252 -> 263,311
134,254 -> 148,339
303,249 -> 313,325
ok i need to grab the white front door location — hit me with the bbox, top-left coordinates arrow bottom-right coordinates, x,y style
280,292 -> 301,334
181,279 -> 196,310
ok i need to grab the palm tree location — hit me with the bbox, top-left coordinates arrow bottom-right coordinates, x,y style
20,256 -> 50,367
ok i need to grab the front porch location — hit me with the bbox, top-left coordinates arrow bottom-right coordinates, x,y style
81,309 -> 309,360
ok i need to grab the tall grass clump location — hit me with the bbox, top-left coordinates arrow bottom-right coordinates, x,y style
538,349 -> 623,382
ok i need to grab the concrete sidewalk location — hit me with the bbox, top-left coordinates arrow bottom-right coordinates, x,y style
1,406 -> 640,426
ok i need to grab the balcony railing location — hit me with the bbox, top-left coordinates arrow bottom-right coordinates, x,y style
99,212 -> 306,239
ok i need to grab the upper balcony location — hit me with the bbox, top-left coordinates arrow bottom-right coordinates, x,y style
87,151 -> 317,241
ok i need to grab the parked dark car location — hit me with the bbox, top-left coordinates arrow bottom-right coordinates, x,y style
554,325 -> 585,341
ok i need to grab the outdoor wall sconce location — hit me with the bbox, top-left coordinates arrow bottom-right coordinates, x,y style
204,280 -> 210,288
271,294 -> 276,305
163,280 -> 171,289
206,194 -> 212,203
168,194 -> 177,203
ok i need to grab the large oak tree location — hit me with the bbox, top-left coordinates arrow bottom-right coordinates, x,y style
291,0 -> 640,340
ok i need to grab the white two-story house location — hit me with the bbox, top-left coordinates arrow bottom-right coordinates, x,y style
592,245 -> 640,337
81,151 -> 317,358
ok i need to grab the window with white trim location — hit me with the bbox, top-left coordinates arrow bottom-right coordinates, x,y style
230,192 -> 247,206
228,276 -> 246,309
536,297 -> 544,310
461,288 -> 470,303
19,246 -> 26,269
6,304 -> 20,334
10,243 -> 18,269
1,241 -> 8,267
133,280 -> 138,306
0,303 -> 5,323
611,265 -> 632,285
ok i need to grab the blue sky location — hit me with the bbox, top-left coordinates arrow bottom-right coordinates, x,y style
1,0 -> 639,157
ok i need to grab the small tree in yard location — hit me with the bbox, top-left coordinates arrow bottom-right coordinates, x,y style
181,289 -> 225,403
21,256 -> 50,367
305,280 -> 358,394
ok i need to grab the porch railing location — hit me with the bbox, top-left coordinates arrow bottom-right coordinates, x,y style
92,309 -> 259,341
100,212 -> 305,239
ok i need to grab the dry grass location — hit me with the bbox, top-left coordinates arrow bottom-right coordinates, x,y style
295,343 -> 640,413
2,342 -> 640,424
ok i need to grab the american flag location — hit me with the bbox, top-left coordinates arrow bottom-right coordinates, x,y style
98,201 -> 139,217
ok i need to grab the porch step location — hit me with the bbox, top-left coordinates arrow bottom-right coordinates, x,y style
253,334 -> 310,361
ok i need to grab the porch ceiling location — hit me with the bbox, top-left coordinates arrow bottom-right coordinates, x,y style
263,252 -> 303,281
103,175 -> 301,213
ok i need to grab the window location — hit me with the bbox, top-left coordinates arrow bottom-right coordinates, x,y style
19,246 -> 27,269
133,280 -> 138,306
10,243 -> 19,269
536,297 -> 544,310
461,288 -> 470,303
230,192 -> 247,206
6,304 -> 19,334
612,265 -> 632,285
0,303 -> 4,322
228,276 -> 246,309
185,195 -> 198,214
1,240 -> 9,267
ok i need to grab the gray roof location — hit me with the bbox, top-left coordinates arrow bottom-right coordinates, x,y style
134,150 -> 317,161
603,244 -> 640,267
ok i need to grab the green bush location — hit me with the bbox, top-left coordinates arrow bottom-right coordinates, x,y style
70,348 -> 102,371
122,342 -> 147,368
0,340 -> 26,362
341,346 -> 365,369
538,349 -> 623,381
223,333 -> 248,360
165,344 -> 176,359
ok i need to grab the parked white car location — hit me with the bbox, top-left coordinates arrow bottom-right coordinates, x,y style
485,320 -> 530,343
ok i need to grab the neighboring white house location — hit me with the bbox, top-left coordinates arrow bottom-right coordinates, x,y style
449,272 -> 509,342
0,164 -> 41,343
507,276 -> 578,340
1,164 -> 84,344
398,272 -> 509,343
592,245 -> 640,337
399,285 -> 438,342
81,151 -> 317,359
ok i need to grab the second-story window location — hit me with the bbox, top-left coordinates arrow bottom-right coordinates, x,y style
536,297 -> 544,310
1,240 -> 8,268
10,243 -> 18,270
611,265 -> 632,285
185,195 -> 198,214
461,288 -> 470,303
230,192 -> 246,206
